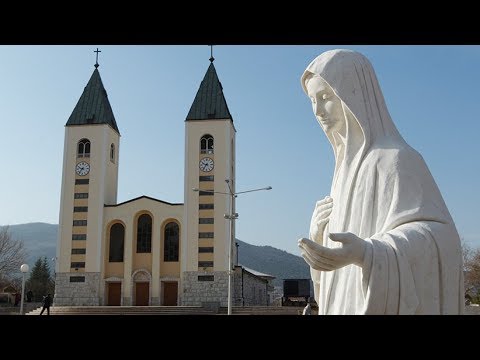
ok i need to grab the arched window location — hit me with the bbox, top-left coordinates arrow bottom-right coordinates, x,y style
109,223 -> 124,262
200,135 -> 214,154
137,214 -> 152,253
164,222 -> 179,262
110,143 -> 115,163
77,138 -> 91,158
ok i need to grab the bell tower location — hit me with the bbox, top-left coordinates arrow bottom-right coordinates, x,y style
54,56 -> 120,306
181,56 -> 236,306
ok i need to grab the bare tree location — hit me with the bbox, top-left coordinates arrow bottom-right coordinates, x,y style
0,226 -> 27,283
462,240 -> 480,298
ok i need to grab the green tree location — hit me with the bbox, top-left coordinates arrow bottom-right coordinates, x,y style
27,257 -> 54,302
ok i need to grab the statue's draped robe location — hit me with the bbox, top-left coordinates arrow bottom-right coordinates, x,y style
301,50 -> 464,314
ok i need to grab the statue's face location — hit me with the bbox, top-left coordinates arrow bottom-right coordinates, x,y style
306,75 -> 344,133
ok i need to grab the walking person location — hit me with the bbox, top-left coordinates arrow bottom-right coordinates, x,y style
26,290 -> 33,302
39,293 -> 52,315
14,292 -> 20,307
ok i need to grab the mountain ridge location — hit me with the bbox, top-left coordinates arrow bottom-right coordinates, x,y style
2,222 -> 310,287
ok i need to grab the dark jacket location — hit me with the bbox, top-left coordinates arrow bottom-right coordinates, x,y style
43,295 -> 52,307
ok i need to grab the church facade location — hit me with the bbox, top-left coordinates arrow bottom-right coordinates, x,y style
54,56 -> 273,307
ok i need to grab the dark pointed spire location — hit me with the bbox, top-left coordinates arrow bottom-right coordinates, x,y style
66,68 -> 120,134
186,62 -> 233,121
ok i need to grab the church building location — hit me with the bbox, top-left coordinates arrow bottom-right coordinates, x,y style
54,51 -> 273,307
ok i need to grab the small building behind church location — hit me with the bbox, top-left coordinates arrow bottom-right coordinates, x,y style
233,266 -> 275,306
54,52 -> 274,307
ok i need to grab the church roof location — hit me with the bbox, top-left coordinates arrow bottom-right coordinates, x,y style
66,68 -> 120,134
104,195 -> 183,207
186,62 -> 233,121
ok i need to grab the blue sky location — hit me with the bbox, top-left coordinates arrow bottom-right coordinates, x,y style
1,45 -> 479,256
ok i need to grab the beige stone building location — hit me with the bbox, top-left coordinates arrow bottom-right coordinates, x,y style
54,55 -> 273,307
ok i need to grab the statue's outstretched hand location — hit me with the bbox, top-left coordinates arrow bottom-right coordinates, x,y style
298,232 -> 369,271
309,196 -> 333,243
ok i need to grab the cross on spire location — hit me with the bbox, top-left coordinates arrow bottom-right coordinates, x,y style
209,45 -> 215,63
94,48 -> 101,68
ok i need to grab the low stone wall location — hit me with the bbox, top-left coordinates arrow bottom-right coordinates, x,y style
465,305 -> 480,315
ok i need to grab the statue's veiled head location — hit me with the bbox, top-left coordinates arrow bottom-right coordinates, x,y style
301,49 -> 401,144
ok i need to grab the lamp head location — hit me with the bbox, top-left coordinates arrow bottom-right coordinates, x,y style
20,264 -> 29,273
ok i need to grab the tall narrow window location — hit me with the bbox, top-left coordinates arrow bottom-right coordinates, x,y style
137,214 -> 152,253
164,222 -> 179,262
110,143 -> 115,163
109,223 -> 125,262
77,138 -> 91,158
200,135 -> 214,154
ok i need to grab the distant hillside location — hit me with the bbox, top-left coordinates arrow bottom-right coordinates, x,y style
236,239 -> 310,287
1,223 -> 57,270
2,223 -> 309,286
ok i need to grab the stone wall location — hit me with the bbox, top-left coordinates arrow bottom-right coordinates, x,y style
233,268 -> 269,306
53,272 -> 100,306
182,271 -> 228,306
233,270 -> 243,306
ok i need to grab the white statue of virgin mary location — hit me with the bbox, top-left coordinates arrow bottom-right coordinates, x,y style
298,49 -> 464,314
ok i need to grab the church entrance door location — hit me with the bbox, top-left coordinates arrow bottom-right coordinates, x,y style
135,282 -> 149,306
163,282 -> 178,306
107,282 -> 121,306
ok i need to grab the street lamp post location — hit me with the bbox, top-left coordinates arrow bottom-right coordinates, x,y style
193,179 -> 272,315
19,264 -> 29,315
223,185 -> 238,316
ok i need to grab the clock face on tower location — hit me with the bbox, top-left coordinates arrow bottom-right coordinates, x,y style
199,157 -> 214,172
76,161 -> 90,176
